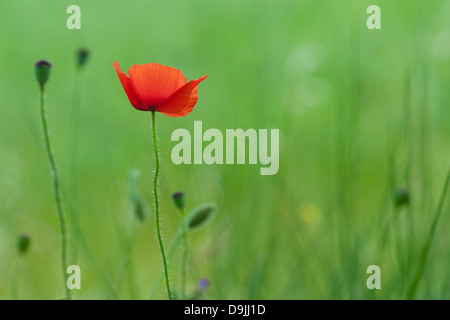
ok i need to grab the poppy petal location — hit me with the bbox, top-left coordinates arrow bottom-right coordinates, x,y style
128,63 -> 187,108
113,61 -> 146,111
157,75 -> 208,117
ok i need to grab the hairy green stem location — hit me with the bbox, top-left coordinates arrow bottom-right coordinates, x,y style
151,110 -> 173,300
149,229 -> 183,299
39,86 -> 70,299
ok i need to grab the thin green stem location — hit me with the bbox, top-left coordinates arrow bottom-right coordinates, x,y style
180,208 -> 188,299
11,258 -> 23,300
66,70 -> 117,299
79,233 -> 117,299
68,68 -> 82,263
149,229 -> 183,299
39,86 -> 70,299
151,110 -> 173,300
407,166 -> 450,299
115,216 -> 137,296
116,170 -> 140,297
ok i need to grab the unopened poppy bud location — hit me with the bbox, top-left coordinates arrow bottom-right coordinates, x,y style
394,188 -> 410,208
77,48 -> 89,68
172,191 -> 186,210
17,234 -> 31,255
35,60 -> 52,88
188,203 -> 216,230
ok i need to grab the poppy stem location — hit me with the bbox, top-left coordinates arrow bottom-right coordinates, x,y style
67,67 -> 83,263
180,208 -> 188,300
407,165 -> 450,299
151,110 -> 173,300
11,257 -> 23,300
149,228 -> 184,299
39,86 -> 70,299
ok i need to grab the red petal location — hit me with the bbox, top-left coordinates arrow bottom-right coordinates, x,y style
157,75 -> 208,117
128,63 -> 187,108
113,61 -> 146,111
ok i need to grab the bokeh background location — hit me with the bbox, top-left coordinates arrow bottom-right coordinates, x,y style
1,0 -> 449,299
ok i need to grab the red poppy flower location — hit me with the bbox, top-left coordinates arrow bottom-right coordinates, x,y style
113,61 -> 207,117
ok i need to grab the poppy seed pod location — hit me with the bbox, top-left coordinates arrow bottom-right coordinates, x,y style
17,234 -> 31,255
35,60 -> 52,88
77,48 -> 89,68
394,188 -> 410,208
188,203 -> 216,230
172,191 -> 186,210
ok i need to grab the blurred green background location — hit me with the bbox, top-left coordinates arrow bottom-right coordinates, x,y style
0,0 -> 449,299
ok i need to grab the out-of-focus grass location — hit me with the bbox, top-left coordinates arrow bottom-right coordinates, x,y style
0,0 -> 449,299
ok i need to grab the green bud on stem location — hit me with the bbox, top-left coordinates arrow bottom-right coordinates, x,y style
394,188 -> 410,209
17,234 -> 31,255
35,60 -> 52,89
172,191 -> 186,211
77,48 -> 90,68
